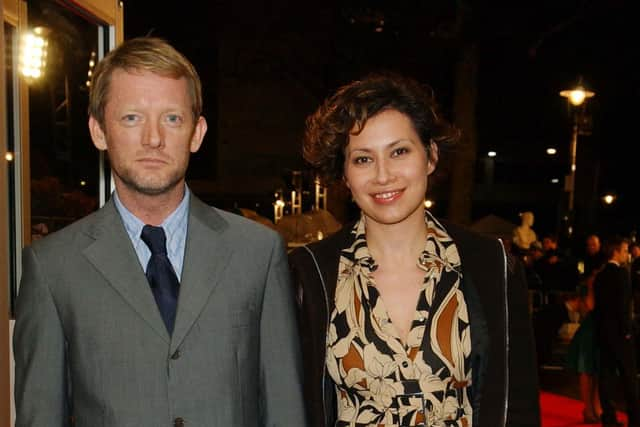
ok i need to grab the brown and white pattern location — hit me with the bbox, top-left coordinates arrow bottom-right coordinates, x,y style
326,210 -> 472,426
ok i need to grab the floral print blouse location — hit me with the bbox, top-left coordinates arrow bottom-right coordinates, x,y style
326,211 -> 473,426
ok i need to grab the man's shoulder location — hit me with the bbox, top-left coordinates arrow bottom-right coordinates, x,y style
218,208 -> 276,233
601,262 -> 619,272
595,262 -> 621,280
195,203 -> 282,247
29,205 -> 110,254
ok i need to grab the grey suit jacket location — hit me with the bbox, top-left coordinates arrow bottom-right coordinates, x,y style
14,195 -> 307,427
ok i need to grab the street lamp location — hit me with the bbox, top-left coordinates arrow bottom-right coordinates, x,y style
559,81 -> 595,234
559,86 -> 595,107
602,193 -> 616,205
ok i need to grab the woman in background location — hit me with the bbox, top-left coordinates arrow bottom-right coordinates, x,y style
566,265 -> 602,423
289,73 -> 540,426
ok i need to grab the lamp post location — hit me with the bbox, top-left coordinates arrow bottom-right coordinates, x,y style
559,82 -> 594,235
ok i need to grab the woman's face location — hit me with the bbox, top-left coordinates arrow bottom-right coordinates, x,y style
343,109 -> 436,228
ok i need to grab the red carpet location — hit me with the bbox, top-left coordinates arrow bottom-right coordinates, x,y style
541,391 -> 628,426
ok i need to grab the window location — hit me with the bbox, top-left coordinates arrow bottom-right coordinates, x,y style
27,2 -> 104,238
4,19 -> 18,315
5,0 -> 115,312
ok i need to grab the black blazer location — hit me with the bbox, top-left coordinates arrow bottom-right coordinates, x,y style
289,221 -> 540,427
594,261 -> 633,345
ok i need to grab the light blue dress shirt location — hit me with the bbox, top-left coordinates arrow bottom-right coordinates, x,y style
113,187 -> 190,280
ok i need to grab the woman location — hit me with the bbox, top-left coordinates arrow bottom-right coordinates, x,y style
289,73 -> 540,426
566,272 -> 601,423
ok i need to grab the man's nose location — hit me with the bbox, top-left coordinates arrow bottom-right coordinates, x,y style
142,119 -> 163,148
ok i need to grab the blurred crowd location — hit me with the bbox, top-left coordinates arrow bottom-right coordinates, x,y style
513,220 -> 640,424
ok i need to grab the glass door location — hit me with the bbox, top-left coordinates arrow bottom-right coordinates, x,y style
2,0 -> 122,422
4,19 -> 19,315
26,1 -> 109,240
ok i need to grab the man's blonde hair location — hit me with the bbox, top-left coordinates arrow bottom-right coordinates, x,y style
89,37 -> 202,128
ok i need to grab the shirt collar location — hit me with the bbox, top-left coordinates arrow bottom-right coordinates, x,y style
113,186 -> 191,245
346,209 -> 461,276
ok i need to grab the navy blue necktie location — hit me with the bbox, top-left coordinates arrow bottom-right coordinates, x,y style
141,225 -> 180,334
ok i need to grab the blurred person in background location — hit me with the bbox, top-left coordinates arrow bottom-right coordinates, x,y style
629,242 -> 640,314
593,237 -> 640,426
535,234 -> 579,298
583,234 -> 606,280
566,268 -> 601,423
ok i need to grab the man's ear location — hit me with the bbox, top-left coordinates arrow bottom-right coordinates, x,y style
189,116 -> 208,153
89,116 -> 107,151
427,141 -> 439,175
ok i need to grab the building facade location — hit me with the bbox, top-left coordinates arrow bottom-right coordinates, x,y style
1,0 -> 123,422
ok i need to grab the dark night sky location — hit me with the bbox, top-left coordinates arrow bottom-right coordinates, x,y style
122,0 -> 638,238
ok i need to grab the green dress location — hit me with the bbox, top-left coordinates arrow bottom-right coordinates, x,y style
566,311 -> 598,374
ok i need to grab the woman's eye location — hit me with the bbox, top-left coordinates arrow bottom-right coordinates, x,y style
353,156 -> 371,165
391,147 -> 409,157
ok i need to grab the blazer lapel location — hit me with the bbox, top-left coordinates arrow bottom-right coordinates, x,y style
170,196 -> 233,352
82,200 -> 170,343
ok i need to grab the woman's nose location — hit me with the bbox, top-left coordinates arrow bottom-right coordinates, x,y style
374,158 -> 393,184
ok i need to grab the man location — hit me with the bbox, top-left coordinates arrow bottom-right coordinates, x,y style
593,237 -> 640,426
535,234 -> 579,296
630,242 -> 640,291
584,234 -> 606,278
631,242 -> 640,260
14,37 -> 306,427
630,242 -> 640,314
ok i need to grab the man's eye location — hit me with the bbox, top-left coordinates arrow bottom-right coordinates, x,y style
166,114 -> 183,125
122,114 -> 139,122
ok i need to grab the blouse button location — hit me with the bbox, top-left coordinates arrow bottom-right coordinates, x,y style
402,361 -> 409,368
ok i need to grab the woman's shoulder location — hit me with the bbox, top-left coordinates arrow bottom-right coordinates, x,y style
440,219 -> 514,279
291,223 -> 353,257
289,222 -> 354,271
441,220 -> 502,252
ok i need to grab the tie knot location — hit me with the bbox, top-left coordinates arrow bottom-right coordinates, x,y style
141,225 -> 168,255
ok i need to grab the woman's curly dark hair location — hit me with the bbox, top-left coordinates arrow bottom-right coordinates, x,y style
303,72 -> 459,181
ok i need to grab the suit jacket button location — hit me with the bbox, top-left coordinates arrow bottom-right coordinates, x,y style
174,417 -> 184,427
171,350 -> 181,360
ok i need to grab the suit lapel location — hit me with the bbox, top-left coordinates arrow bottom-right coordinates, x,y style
170,196 -> 233,352
82,200 -> 170,343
